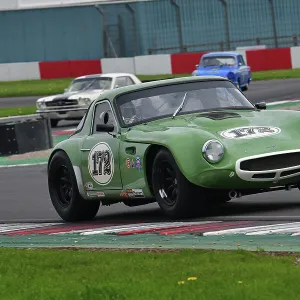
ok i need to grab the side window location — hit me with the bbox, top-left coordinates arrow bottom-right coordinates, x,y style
92,101 -> 117,134
238,55 -> 245,66
115,76 -> 134,88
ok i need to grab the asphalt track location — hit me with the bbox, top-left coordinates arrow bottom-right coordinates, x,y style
1,78 -> 300,223
2,164 -> 300,223
1,78 -> 300,109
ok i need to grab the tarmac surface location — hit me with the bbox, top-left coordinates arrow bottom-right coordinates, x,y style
1,78 -> 300,224
1,78 -> 300,109
1,164 -> 300,223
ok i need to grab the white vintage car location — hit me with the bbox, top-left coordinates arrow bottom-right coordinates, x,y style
36,73 -> 142,127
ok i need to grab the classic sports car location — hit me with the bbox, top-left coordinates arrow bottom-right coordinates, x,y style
36,73 -> 141,127
192,52 -> 252,91
48,75 -> 300,222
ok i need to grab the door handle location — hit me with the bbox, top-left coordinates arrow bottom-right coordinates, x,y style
125,147 -> 136,155
80,148 -> 91,152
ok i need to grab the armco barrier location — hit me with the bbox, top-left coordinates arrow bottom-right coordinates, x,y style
0,114 -> 53,156
0,46 -> 300,81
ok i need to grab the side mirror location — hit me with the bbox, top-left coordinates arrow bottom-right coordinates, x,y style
64,88 -> 68,93
96,124 -> 114,132
255,102 -> 267,110
195,64 -> 199,68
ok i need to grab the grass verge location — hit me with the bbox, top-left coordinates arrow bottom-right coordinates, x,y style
0,248 -> 299,300
0,105 -> 36,118
1,68 -> 300,98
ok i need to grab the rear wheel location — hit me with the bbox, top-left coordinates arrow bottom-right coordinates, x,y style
48,151 -> 100,222
151,149 -> 208,218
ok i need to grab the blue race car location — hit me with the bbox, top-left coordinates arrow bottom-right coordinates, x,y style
192,52 -> 252,91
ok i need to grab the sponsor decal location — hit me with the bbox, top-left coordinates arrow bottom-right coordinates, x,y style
88,142 -> 114,185
120,191 -> 129,198
131,159 -> 136,168
87,191 -> 105,198
127,155 -> 143,172
135,156 -> 142,172
220,126 -> 281,140
120,189 -> 145,199
126,158 -> 131,168
85,182 -> 93,190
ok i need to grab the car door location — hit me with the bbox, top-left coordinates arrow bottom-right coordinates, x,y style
80,100 -> 122,191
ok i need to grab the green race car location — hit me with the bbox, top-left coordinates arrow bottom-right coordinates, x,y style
48,76 -> 300,222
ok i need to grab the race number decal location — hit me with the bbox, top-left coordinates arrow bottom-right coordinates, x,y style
88,142 -> 114,185
219,126 -> 281,140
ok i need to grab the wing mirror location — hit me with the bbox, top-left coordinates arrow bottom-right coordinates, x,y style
64,88 -> 68,93
255,102 -> 267,110
96,124 -> 115,132
195,64 -> 199,68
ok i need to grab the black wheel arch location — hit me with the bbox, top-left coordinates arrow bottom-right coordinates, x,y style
47,149 -> 69,173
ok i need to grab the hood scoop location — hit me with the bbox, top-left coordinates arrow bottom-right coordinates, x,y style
196,111 -> 241,120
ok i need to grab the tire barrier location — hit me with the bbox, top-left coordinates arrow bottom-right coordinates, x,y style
0,114 -> 53,156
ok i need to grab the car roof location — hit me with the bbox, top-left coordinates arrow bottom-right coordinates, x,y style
202,51 -> 239,57
74,73 -> 136,80
94,75 -> 228,102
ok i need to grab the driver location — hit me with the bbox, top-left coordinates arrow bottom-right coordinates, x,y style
120,102 -> 138,124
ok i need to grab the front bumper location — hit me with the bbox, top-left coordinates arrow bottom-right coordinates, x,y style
36,107 -> 87,120
195,149 -> 300,190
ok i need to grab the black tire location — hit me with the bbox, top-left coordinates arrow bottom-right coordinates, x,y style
151,149 -> 207,218
48,151 -> 100,222
241,83 -> 249,92
50,119 -> 59,127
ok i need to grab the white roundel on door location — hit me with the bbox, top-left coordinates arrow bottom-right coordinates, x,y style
88,142 -> 114,185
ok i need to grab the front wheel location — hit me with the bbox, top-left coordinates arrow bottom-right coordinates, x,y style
151,149 -> 208,218
48,151 -> 100,222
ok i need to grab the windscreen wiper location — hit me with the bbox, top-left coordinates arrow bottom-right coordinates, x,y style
172,92 -> 187,119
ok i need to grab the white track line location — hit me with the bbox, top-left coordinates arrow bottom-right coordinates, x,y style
246,224 -> 300,235
0,223 -> 61,233
267,100 -> 300,106
51,221 -> 219,236
203,222 -> 300,236
0,162 -> 47,168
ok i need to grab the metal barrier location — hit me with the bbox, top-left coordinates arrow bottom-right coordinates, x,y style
0,114 -> 53,156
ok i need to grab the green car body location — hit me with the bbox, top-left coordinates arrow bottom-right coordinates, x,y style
48,75 -> 300,221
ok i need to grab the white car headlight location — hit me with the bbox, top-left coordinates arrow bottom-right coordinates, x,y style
202,140 -> 224,163
79,98 -> 91,105
36,101 -> 45,109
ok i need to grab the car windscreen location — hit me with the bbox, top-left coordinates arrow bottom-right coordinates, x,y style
67,77 -> 112,92
201,56 -> 236,67
116,80 -> 254,127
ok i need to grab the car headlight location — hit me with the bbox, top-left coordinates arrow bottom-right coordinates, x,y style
36,101 -> 45,109
202,140 -> 224,163
79,98 -> 91,105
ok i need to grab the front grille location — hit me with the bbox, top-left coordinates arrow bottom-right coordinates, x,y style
240,152 -> 300,171
45,99 -> 78,107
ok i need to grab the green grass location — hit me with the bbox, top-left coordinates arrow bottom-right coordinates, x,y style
0,248 -> 299,300
1,68 -> 300,98
0,105 -> 36,118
